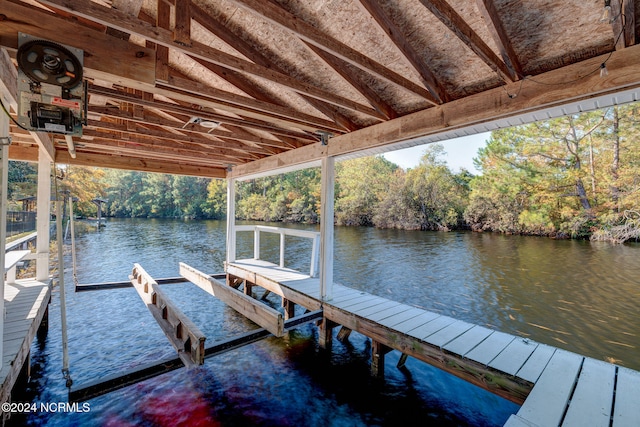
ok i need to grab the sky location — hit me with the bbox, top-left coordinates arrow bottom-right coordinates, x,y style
382,132 -> 491,173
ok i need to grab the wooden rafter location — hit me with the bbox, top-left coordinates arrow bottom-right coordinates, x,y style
228,0 -> 439,105
416,0 -> 514,82
475,0 -> 522,80
190,4 -> 359,132
611,0 -> 635,49
305,43 -> 399,120
173,0 -> 191,46
356,0 -> 448,103
33,0 -> 386,120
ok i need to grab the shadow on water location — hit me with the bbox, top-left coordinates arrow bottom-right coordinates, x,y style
9,218 -> 639,426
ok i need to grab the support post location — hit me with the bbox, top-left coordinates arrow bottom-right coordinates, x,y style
371,340 -> 392,377
318,317 -> 335,349
319,156 -> 335,301
283,298 -> 295,320
36,148 -> 51,281
226,178 -> 236,264
0,94 -> 9,363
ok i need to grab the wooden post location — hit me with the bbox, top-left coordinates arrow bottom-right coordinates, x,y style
0,91 -> 9,363
371,340 -> 392,377
319,156 -> 335,301
36,147 -> 51,281
283,298 -> 295,320
318,317 -> 335,349
226,178 -> 236,264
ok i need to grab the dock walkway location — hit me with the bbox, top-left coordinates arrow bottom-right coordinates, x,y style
226,259 -> 640,427
1,278 -> 50,404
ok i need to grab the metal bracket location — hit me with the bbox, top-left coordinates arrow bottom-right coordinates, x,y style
318,131 -> 332,146
0,136 -> 12,146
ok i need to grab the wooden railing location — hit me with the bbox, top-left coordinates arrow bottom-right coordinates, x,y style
234,225 -> 320,277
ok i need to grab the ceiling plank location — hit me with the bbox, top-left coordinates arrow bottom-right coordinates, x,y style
475,0 -> 522,81
229,44 -> 640,179
356,0 -> 448,103
229,0 -> 438,105
33,0 -> 386,120
416,0 -> 514,82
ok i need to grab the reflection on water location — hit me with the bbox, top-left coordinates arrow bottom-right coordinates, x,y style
10,219 -> 640,426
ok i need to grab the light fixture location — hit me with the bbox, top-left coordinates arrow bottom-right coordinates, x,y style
600,63 -> 609,78
600,0 -> 612,23
182,116 -> 220,131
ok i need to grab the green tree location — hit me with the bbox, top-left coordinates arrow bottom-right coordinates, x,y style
402,144 -> 469,231
335,156 -> 397,226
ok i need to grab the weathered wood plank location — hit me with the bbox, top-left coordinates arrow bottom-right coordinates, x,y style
563,358 -> 615,427
489,338 -> 538,376
377,306 -> 426,328
353,300 -> 403,318
443,325 -> 493,356
181,263 -> 284,337
515,344 -> 556,383
425,320 -> 475,348
408,315 -> 456,340
393,311 -> 441,334
613,367 -> 640,426
367,303 -> 413,323
503,414 -> 537,427
130,264 -> 206,367
464,331 -> 514,365
515,350 -> 583,427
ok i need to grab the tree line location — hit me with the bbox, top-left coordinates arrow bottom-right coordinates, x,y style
8,104 -> 640,242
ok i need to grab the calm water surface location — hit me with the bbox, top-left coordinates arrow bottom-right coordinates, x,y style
10,218 -> 640,426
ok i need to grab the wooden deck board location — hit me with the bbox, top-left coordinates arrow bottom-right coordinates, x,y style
515,349 -> 583,427
353,300 -> 404,318
408,315 -> 456,340
443,325 -> 493,356
425,320 -> 475,348
2,279 -> 50,404
613,367 -> 640,426
562,358 -> 615,427
464,331 -> 515,365
515,344 -> 556,383
489,338 -> 539,377
378,306 -> 426,328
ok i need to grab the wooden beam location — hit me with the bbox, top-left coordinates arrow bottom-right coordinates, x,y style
416,0 -> 514,82
0,0 -> 155,88
229,0 -> 437,105
180,263 -> 284,337
476,0 -> 523,80
88,84 -> 318,142
155,0 -> 170,82
305,43 -> 398,120
54,150 -> 227,178
130,264 -> 206,367
190,6 -> 359,132
173,0 -> 191,46
33,0 -> 385,120
28,132 -> 55,163
228,44 -> 640,179
356,0 -> 448,103
611,0 -> 635,49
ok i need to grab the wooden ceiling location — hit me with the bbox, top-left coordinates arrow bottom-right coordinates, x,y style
1,0 -> 640,178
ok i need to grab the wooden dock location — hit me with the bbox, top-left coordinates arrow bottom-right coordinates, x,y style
1,278 -> 51,404
226,259 -> 640,427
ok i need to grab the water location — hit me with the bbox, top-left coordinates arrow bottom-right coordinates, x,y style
9,219 -> 640,426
